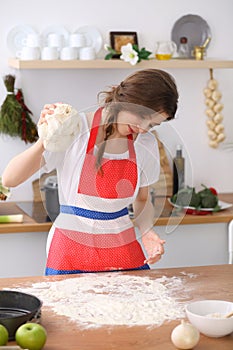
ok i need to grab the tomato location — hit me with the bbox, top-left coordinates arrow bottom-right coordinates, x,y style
209,187 -> 218,196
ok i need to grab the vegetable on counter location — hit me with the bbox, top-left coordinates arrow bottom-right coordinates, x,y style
171,184 -> 220,211
0,176 -> 10,201
0,214 -> 23,223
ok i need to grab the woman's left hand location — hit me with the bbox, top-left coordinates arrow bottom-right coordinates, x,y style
142,229 -> 165,265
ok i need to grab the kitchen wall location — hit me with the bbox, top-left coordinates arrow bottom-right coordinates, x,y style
0,0 -> 233,201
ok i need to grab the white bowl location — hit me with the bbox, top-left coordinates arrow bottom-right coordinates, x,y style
186,300 -> 233,337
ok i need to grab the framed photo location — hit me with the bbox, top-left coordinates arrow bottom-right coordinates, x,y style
110,31 -> 138,58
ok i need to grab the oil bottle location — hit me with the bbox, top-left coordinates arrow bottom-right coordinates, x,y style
173,145 -> 185,195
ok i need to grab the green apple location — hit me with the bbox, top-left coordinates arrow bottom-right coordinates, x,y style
0,324 -> 9,345
15,322 -> 47,350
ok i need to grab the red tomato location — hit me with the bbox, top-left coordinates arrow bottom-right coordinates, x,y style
209,187 -> 218,196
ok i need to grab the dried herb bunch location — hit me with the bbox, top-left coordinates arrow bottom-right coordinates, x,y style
0,74 -> 38,143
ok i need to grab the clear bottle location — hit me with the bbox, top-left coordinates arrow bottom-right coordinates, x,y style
178,37 -> 189,58
173,145 -> 185,195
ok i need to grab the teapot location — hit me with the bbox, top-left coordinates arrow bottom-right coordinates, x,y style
155,41 -> 177,60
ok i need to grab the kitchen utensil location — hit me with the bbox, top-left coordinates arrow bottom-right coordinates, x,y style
155,41 -> 177,60
41,176 -> 59,221
7,25 -> 38,56
192,45 -> 206,60
0,290 -> 42,340
60,46 -> 78,60
186,300 -> 233,337
202,36 -> 211,48
41,46 -> 59,60
79,46 -> 96,60
74,26 -> 103,54
225,311 -> 233,318
42,25 -> 69,48
171,14 -> 211,57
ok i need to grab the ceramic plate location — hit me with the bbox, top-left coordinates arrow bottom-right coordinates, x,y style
168,199 -> 232,213
7,24 -> 38,56
42,25 -> 70,46
171,14 -> 211,56
75,26 -> 103,54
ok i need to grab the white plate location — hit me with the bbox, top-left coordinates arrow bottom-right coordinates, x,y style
171,14 -> 211,57
168,199 -> 232,212
42,25 -> 70,46
74,26 -> 103,54
7,24 -> 38,56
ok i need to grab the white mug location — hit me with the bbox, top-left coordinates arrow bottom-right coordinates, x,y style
60,47 -> 77,60
69,33 -> 86,48
22,34 -> 41,48
41,46 -> 59,60
79,46 -> 96,60
47,33 -> 64,50
16,46 -> 40,60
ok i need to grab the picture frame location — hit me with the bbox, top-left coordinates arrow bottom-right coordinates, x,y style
110,31 -> 138,58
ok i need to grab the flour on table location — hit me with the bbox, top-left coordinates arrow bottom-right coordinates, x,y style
15,273 -> 191,328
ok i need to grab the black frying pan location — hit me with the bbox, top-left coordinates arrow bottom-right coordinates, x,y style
0,290 -> 42,340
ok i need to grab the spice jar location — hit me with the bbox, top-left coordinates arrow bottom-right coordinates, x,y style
178,37 -> 189,58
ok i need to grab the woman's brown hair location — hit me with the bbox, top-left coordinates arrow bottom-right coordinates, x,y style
96,69 -> 179,169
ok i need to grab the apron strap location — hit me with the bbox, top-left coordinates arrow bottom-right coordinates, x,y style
86,108 -> 103,154
86,107 -> 136,159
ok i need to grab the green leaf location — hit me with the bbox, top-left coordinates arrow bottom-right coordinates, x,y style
104,53 -> 114,60
139,47 -> 152,60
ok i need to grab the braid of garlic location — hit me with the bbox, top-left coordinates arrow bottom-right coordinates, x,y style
204,68 -> 225,148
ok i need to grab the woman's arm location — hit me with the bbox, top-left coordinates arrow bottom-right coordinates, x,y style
2,139 -> 45,188
133,186 -> 165,264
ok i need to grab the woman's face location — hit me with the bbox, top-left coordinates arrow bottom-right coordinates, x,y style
115,110 -> 169,136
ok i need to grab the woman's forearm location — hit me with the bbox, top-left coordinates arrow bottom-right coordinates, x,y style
133,187 -> 155,234
2,139 -> 45,187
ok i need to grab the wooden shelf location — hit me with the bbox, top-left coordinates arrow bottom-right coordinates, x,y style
8,58 -> 233,70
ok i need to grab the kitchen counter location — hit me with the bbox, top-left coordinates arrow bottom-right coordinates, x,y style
1,264 -> 232,350
0,193 -> 232,234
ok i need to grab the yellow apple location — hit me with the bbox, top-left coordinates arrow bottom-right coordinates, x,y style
0,324 -> 8,345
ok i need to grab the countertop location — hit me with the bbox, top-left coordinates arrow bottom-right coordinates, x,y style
1,264 -> 232,349
0,193 -> 233,234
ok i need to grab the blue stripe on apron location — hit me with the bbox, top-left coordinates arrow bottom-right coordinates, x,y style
60,205 -> 128,220
45,264 -> 150,275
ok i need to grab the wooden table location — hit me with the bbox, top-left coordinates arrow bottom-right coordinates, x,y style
1,265 -> 232,350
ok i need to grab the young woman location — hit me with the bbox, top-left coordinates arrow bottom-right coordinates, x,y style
2,69 -> 179,275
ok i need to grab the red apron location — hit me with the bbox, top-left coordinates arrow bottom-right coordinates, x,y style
46,108 -> 146,274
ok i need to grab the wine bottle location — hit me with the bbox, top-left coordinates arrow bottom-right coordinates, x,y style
173,145 -> 185,195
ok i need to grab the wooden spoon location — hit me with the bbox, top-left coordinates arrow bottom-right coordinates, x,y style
225,311 -> 233,318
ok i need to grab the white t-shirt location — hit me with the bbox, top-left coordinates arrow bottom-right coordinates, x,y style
42,111 -> 160,206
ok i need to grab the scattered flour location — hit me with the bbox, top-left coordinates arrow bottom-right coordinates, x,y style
15,273 -> 191,328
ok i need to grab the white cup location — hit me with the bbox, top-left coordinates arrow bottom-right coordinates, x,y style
69,33 -> 86,48
16,46 -> 40,60
60,47 -> 78,60
79,46 -> 96,60
47,33 -> 64,50
41,46 -> 59,60
22,34 -> 41,48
